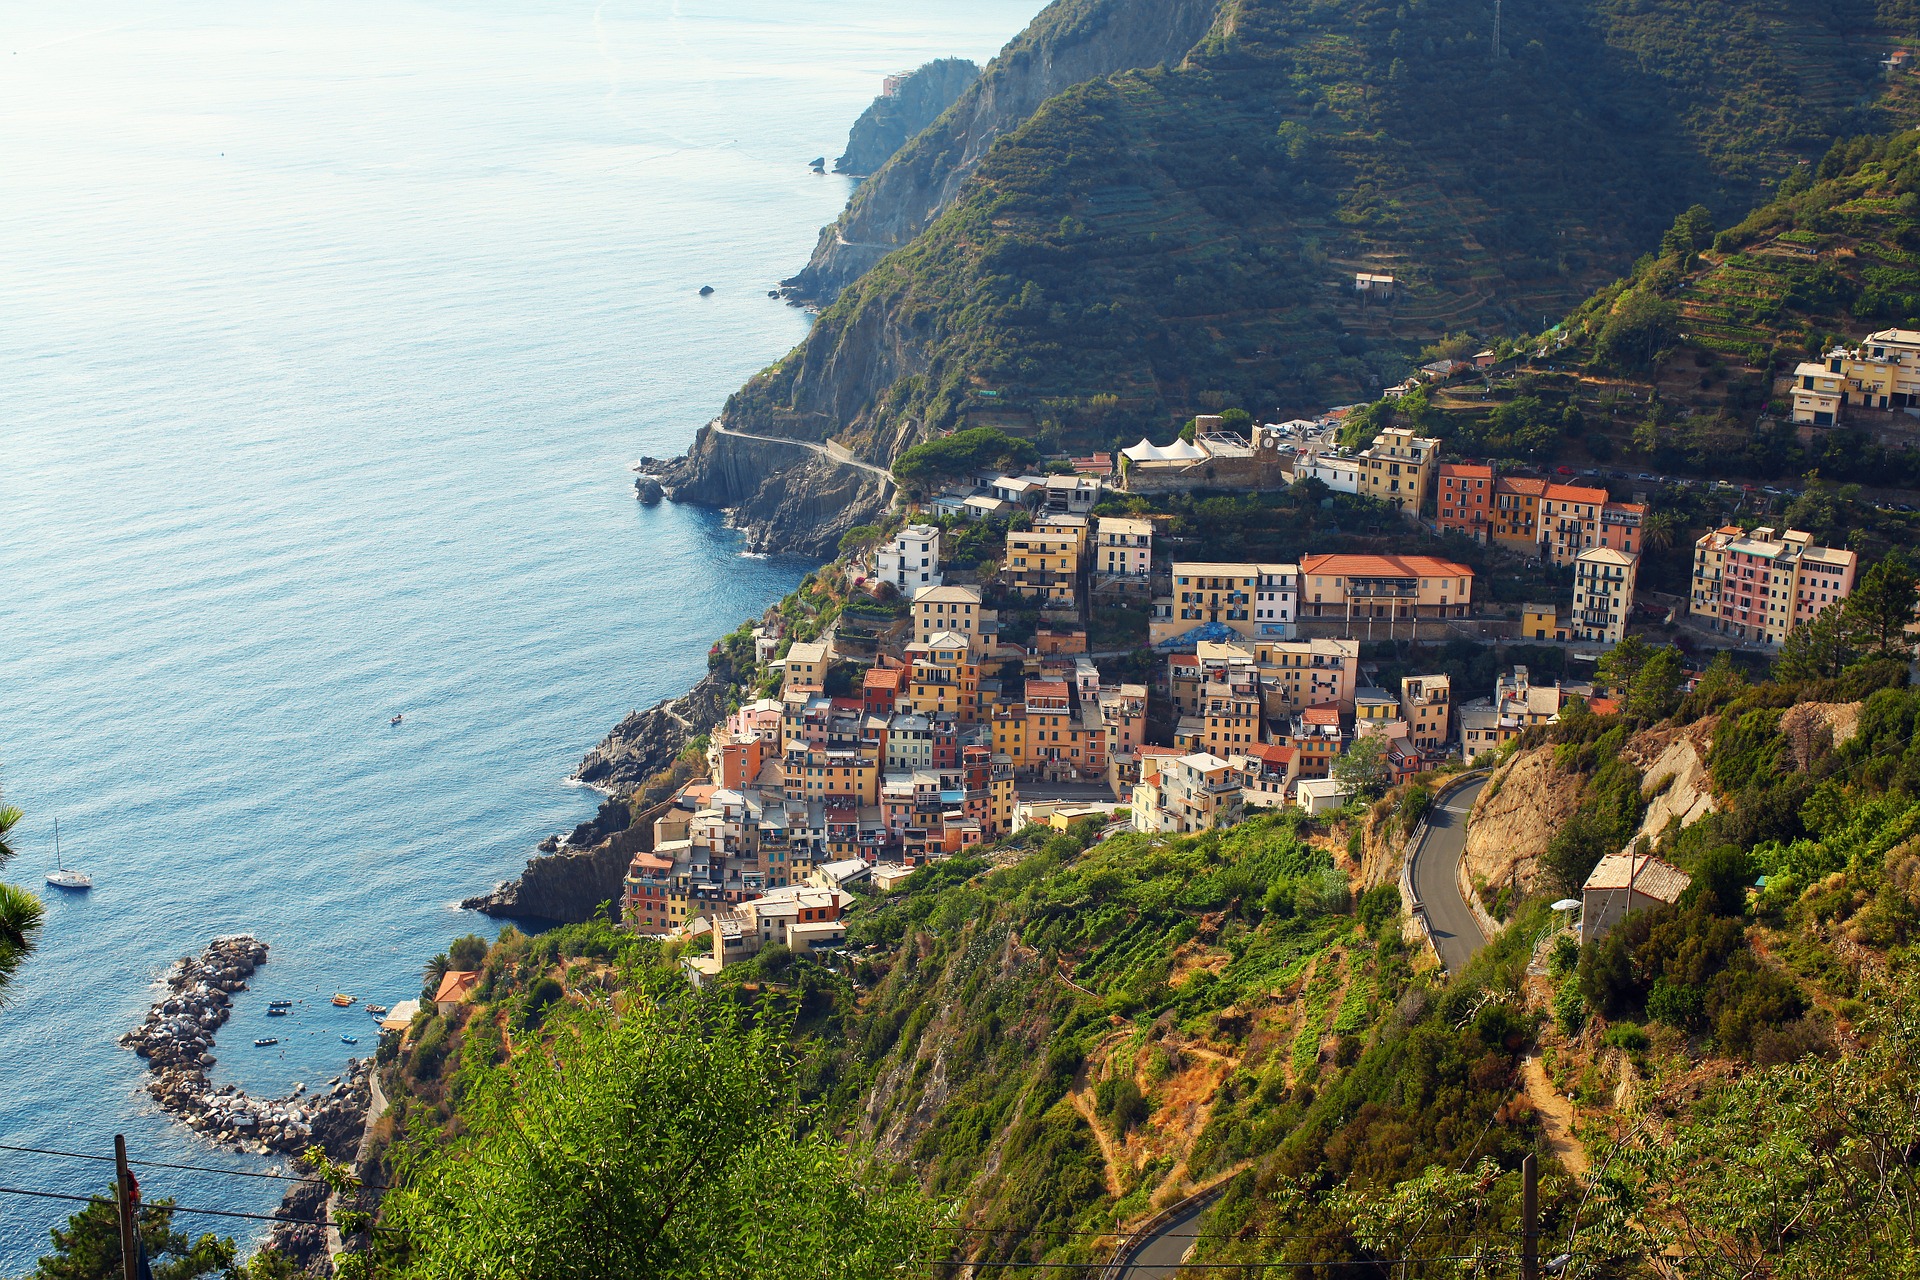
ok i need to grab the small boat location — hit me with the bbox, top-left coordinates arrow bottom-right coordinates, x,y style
340,1035 -> 358,1045
45,820 -> 92,891
390,714 -> 403,726
266,1007 -> 289,1018
331,993 -> 355,1007
365,1004 -> 388,1016
268,999 -> 294,1008
254,1037 -> 278,1047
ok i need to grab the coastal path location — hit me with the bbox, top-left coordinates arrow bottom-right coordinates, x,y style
1103,1181 -> 1234,1279
705,420 -> 895,484
1406,774 -> 1492,973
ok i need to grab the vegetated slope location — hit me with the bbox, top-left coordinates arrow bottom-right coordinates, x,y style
835,59 -> 981,177
674,0 -> 1920,552
790,0 -> 1225,300
1524,124 -> 1920,487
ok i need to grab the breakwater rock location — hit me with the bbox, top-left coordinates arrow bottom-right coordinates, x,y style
120,936 -> 372,1156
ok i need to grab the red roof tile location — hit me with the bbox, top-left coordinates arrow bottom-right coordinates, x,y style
1300,553 -> 1473,578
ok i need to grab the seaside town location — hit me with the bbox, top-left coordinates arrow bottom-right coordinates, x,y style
602,400 -> 1862,982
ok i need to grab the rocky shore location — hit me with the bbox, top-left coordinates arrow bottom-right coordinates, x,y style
119,936 -> 372,1158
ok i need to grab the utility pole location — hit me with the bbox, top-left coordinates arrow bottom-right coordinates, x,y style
1521,1152 -> 1540,1280
114,1134 -> 137,1280
1491,0 -> 1502,60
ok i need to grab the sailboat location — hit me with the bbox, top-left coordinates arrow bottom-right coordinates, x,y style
45,820 -> 91,891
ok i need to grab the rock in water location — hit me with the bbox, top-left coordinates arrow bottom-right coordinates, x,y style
634,476 -> 664,503
698,284 -> 714,296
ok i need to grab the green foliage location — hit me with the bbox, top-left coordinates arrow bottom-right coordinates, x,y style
447,934 -> 489,971
31,1192 -> 236,1280
381,989 -> 943,1279
0,793 -> 43,1006
891,427 -> 1038,487
1331,736 -> 1389,800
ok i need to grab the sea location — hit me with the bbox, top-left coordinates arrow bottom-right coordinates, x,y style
0,0 -> 1035,1266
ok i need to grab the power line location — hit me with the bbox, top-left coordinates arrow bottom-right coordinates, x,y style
0,1142 -> 324,1185
0,1185 -> 326,1228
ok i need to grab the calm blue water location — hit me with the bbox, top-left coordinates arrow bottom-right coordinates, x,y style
0,0 -> 1032,1266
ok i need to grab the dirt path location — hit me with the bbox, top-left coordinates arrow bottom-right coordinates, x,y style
1522,1055 -> 1588,1175
1070,1079 -> 1128,1199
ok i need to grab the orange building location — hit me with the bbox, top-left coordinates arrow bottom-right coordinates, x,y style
1435,463 -> 1493,542
1492,476 -> 1545,553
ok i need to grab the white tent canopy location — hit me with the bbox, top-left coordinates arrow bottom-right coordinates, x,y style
1122,437 -> 1208,463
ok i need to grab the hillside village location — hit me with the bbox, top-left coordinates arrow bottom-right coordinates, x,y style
608,400 -> 1869,981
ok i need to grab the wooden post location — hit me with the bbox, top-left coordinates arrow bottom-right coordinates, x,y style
1521,1152 -> 1540,1280
114,1134 -> 137,1280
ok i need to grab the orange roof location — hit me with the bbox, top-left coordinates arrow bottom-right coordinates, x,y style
434,970 -> 480,1004
1440,462 -> 1493,479
1168,653 -> 1199,668
1026,679 -> 1070,697
1587,697 -> 1621,716
1300,553 -> 1473,579
1496,476 -> 1547,496
1543,483 -> 1607,505
1249,743 -> 1297,765
863,666 -> 907,691
1302,705 -> 1342,725
1606,501 -> 1647,516
629,852 -> 673,872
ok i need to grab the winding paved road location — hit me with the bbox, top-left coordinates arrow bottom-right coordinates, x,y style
1408,774 -> 1491,973
1113,1190 -> 1223,1278
706,420 -> 895,482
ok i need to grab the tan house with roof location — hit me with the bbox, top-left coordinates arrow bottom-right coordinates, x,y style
1581,852 -> 1691,944
1299,553 -> 1473,620
1357,428 -> 1440,519
912,584 -> 997,656
1006,529 -> 1082,607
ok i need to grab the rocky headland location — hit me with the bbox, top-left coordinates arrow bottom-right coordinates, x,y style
120,937 -> 372,1157
834,58 -> 979,177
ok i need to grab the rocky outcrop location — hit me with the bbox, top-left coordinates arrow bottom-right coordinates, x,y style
788,0 -> 1222,302
120,937 -> 373,1158
573,669 -> 731,791
1621,717 -> 1720,845
836,59 -> 980,176
461,837 -> 633,924
1463,752 -> 1586,898
656,427 -> 895,556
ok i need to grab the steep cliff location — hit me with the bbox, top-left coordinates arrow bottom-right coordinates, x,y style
573,670 -> 732,792
790,0 -> 1222,302
657,426 -> 897,556
836,59 -> 981,177
668,0 -> 1920,553
463,829 -> 639,923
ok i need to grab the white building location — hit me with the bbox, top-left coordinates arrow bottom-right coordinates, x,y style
876,523 -> 942,593
1572,547 -> 1638,646
1295,777 -> 1351,816
1580,853 -> 1690,944
1095,517 -> 1154,585
1294,448 -> 1362,494
1254,563 -> 1299,639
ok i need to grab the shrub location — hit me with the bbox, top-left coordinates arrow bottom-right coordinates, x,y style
1602,1021 -> 1649,1051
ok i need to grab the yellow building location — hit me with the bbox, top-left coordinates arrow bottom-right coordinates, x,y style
1399,674 -> 1451,749
783,746 -> 880,806
1357,427 -> 1440,519
1249,637 -> 1361,713
912,584 -> 997,656
1521,603 -> 1559,640
1006,529 -> 1081,606
1299,554 -> 1473,620
1152,561 -> 1300,645
904,632 -> 981,722
1199,678 -> 1262,756
990,701 -> 1028,765
1790,361 -> 1844,427
781,640 -> 828,695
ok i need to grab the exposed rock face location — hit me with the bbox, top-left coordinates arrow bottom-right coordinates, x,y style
836,59 -> 980,176
461,838 -> 634,924
789,0 -> 1222,303
656,426 -> 895,557
1463,751 -> 1586,897
1621,716 -> 1721,845
574,670 -> 731,791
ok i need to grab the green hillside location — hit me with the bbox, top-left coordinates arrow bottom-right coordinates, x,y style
730,0 -> 1920,454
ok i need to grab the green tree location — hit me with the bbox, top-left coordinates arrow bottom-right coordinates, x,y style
1594,634 -> 1653,695
448,933 -> 490,970
1775,608 -> 1855,682
1627,645 -> 1685,720
1332,737 -> 1390,800
1841,551 -> 1918,660
31,1191 -> 236,1280
836,524 -> 882,558
0,794 -> 44,1006
1594,287 -> 1679,371
382,988 -> 943,1279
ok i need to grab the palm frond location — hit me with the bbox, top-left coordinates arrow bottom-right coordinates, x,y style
0,805 -> 22,868
0,880 -> 47,1005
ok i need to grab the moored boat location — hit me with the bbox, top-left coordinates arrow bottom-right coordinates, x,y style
331,993 -> 355,1007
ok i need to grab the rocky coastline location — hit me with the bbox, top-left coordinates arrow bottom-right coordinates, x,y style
119,937 -> 371,1158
